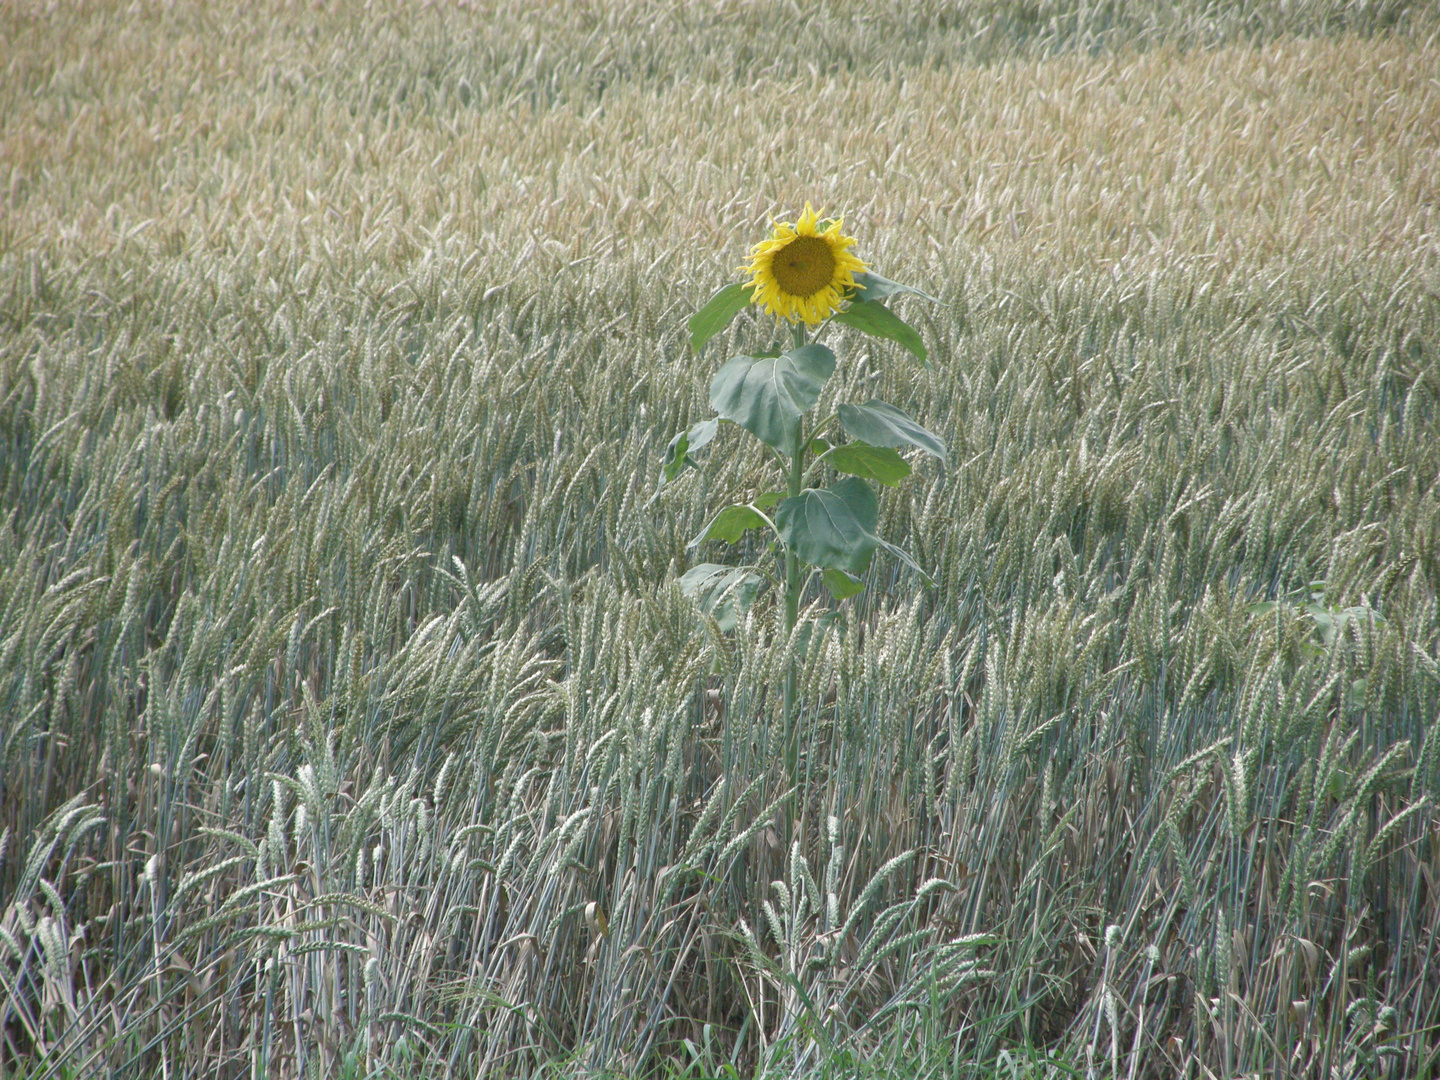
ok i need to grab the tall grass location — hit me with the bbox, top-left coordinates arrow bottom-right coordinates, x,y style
2,1 -> 1438,1077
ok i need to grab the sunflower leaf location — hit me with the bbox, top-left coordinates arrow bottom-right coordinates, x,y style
709,344 -> 836,456
776,477 -> 879,576
677,564 -> 764,633
689,283 -> 753,353
851,271 -> 940,304
833,300 -> 927,364
690,504 -> 769,547
825,442 -> 911,486
837,401 -> 947,463
822,568 -> 866,600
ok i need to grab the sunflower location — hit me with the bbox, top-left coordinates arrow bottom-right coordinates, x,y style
741,203 -> 867,327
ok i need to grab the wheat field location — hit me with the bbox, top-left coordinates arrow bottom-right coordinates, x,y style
2,1 -> 1439,1077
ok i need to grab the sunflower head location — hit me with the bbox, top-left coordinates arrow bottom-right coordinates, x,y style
741,203 -> 867,327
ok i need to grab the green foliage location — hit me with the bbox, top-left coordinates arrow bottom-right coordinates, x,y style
692,504 -> 770,546
689,283 -> 754,354
776,479 -> 882,577
661,419 -> 720,484
821,568 -> 866,600
833,299 -> 928,364
824,442 -> 912,486
838,401 -> 947,462
678,564 -> 764,632
708,344 -> 837,456
851,271 -> 941,305
677,243 -> 940,631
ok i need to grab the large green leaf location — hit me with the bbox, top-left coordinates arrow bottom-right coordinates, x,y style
690,504 -> 768,547
677,563 -> 763,633
851,271 -> 939,304
833,299 -> 927,364
825,442 -> 911,486
837,400 -> 946,462
709,344 -> 836,455
688,283 -> 752,353
776,476 -> 879,576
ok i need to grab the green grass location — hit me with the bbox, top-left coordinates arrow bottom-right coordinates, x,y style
2,1 -> 1439,1077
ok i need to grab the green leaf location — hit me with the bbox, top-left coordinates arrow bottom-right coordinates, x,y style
688,283 -> 753,353
851,271 -> 939,304
709,344 -> 836,455
877,538 -> 936,587
822,568 -> 866,600
677,563 -> 763,633
754,491 -> 786,510
807,437 -> 831,456
833,299 -> 927,364
837,400 -> 946,462
1304,602 -> 1380,648
776,476 -> 879,576
826,442 -> 911,486
1306,605 -> 1338,647
649,418 -> 719,505
661,419 -> 719,482
1348,678 -> 1368,709
690,504 -> 768,547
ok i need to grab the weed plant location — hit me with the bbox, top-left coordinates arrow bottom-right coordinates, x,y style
1,2 -> 1438,1077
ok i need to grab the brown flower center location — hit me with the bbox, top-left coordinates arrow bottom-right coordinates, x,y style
771,235 -> 837,297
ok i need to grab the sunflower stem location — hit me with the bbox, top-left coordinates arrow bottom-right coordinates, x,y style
784,432 -> 802,636
782,320 -> 808,790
